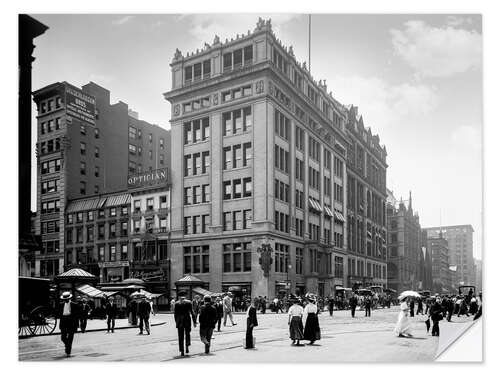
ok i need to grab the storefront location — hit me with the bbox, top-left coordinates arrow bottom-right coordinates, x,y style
99,261 -> 130,283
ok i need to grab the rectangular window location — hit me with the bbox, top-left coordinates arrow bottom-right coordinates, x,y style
121,244 -> 128,260
233,211 -> 242,230
80,181 -> 86,195
202,184 -> 210,203
233,144 -> 242,168
202,151 -> 210,174
129,144 -> 137,155
243,142 -> 252,166
243,177 -> 252,197
146,198 -> 154,211
202,214 -> 209,233
223,181 -> 231,200
223,53 -> 232,71
243,209 -> 252,229
80,142 -> 86,155
184,187 -> 192,205
243,106 -> 252,131
134,200 -> 141,212
233,179 -> 242,199
184,155 -> 192,176
223,212 -> 232,231
223,146 -> 231,170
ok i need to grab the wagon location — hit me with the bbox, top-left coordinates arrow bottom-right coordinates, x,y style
19,276 -> 58,337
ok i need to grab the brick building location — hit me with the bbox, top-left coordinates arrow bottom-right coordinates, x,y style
164,18 -> 351,299
32,82 -> 170,278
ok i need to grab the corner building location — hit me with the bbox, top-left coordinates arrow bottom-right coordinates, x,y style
165,19 -> 351,299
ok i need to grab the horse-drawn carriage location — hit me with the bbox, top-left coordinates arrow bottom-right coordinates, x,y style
19,276 -> 58,337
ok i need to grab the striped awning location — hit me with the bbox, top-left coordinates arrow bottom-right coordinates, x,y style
334,210 -> 345,223
308,197 -> 322,213
76,284 -> 107,298
104,193 -> 131,207
324,205 -> 334,217
66,197 -> 101,213
193,287 -> 218,297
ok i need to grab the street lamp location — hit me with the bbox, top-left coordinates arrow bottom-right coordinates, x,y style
286,263 -> 292,294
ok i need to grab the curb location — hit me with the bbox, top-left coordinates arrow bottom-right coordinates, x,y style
19,321 -> 167,339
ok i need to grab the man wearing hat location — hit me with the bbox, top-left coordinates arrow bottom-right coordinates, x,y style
223,292 -> 236,326
198,295 -> 218,354
105,296 -> 118,333
59,291 -> 79,357
137,294 -> 152,335
174,290 -> 197,356
79,297 -> 91,333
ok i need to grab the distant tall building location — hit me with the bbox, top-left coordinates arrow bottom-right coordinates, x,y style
474,258 -> 482,291
386,191 -> 423,293
427,232 -> 453,293
32,81 -> 170,278
418,229 -> 432,291
425,225 -> 474,285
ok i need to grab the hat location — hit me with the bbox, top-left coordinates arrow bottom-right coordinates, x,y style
204,295 -> 212,302
60,291 -> 72,300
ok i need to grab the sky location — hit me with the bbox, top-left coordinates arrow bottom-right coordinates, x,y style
29,14 -> 483,259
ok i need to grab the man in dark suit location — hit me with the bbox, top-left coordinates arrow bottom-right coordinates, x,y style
365,295 -> 372,317
79,297 -> 91,333
198,295 -> 218,354
137,295 -> 152,335
174,291 -> 197,356
349,294 -> 358,318
245,298 -> 259,349
214,297 -> 223,332
58,291 -> 80,357
105,296 -> 118,333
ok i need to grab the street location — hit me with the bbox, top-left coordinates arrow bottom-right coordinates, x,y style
18,306 -> 475,362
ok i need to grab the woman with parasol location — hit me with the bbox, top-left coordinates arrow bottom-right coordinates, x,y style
394,291 -> 419,337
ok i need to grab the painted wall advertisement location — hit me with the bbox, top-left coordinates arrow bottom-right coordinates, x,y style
128,168 -> 169,189
64,84 -> 96,126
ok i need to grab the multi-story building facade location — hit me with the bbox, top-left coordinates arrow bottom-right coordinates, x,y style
474,258 -> 482,291
164,19 -> 351,299
345,106 -> 388,289
32,82 -> 170,278
417,229 -> 433,291
425,225 -> 474,286
427,232 -> 453,293
386,191 -> 422,293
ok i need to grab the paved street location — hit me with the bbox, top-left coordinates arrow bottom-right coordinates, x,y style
18,306 -> 476,362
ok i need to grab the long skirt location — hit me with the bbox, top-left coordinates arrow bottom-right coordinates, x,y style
394,311 -> 412,335
289,316 -> 304,340
303,313 -> 321,341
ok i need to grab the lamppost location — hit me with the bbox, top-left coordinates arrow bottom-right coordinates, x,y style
286,263 -> 292,295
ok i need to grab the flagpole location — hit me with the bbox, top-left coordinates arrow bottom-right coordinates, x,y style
308,14 -> 311,72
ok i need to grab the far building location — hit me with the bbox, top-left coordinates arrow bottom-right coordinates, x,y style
474,258 -> 482,291
386,190 -> 423,294
425,225 -> 474,286
427,232 -> 453,293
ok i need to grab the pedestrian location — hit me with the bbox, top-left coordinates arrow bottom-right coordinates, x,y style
128,297 -> 138,326
105,296 -> 118,333
394,296 -> 413,338
349,294 -> 358,318
261,296 -> 267,314
214,297 -> 223,332
473,292 -> 482,320
170,297 -> 176,312
409,297 -> 415,317
245,298 -> 259,349
303,295 -> 321,345
199,295 -> 217,354
469,295 -> 478,315
288,297 -> 304,346
192,295 -> 201,323
58,291 -> 79,357
174,290 -> 197,356
137,295 -> 152,335
416,298 -> 424,315
328,296 -> 334,317
79,297 -> 91,333
365,295 -> 372,317
430,297 -> 444,336
223,293 -> 236,326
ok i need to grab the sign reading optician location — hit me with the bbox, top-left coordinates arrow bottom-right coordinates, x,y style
64,84 -> 96,126
128,168 -> 169,189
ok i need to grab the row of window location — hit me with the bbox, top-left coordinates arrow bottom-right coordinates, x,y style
183,97 -> 210,113
223,177 -> 252,200
184,117 -> 210,144
275,211 -> 290,233
223,209 -> 252,231
185,59 -> 211,84
275,179 -> 290,203
223,107 -> 252,136
80,142 -> 99,158
308,166 -> 320,190
184,151 -> 210,177
223,142 -> 252,170
275,145 -> 290,173
41,159 -> 61,175
133,196 -> 168,212
39,138 -> 61,155
41,220 -> 59,234
67,206 -> 129,224
184,184 -> 210,205
347,258 -> 386,279
223,45 -> 253,72
41,199 -> 60,214
41,179 -> 60,194
67,222 -> 130,243
275,109 -> 291,140
183,214 -> 210,235
222,84 -> 252,103
39,97 -> 63,114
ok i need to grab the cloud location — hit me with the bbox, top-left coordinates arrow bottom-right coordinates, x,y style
330,75 -> 438,132
390,20 -> 482,78
182,14 -> 301,47
112,15 -> 135,26
446,16 -> 473,27
450,125 -> 482,153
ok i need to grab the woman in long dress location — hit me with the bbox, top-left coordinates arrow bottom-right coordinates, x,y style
394,296 -> 413,337
288,298 -> 304,346
303,296 -> 321,345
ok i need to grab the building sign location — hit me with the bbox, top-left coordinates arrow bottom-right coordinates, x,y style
130,268 -> 167,281
98,261 -> 130,268
64,84 -> 96,126
128,168 -> 169,189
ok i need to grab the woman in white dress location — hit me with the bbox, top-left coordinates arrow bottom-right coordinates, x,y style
288,298 -> 305,346
394,296 -> 413,337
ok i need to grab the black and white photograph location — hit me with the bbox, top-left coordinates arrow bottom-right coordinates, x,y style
13,6 -> 490,365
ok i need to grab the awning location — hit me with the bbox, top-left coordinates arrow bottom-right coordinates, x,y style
76,284 -> 108,298
66,197 -> 101,213
105,193 -> 131,207
308,198 -> 322,213
324,205 -> 334,217
193,287 -> 218,297
334,210 -> 345,222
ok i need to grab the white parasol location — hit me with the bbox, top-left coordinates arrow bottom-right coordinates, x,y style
398,290 -> 421,299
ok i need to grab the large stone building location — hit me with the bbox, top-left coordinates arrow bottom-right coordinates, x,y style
425,225 -> 474,286
386,191 -> 424,293
345,106 -> 388,289
164,19 -> 356,300
32,82 -> 170,278
473,258 -> 482,291
427,232 -> 453,293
